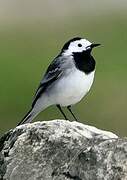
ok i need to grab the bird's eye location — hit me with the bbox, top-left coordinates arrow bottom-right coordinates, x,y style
78,43 -> 82,47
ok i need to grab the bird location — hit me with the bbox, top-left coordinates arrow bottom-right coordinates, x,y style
17,37 -> 100,126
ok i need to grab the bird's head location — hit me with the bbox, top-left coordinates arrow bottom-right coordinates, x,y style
61,37 -> 100,56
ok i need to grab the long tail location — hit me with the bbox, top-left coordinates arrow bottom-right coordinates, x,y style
17,108 -> 39,126
17,95 -> 51,126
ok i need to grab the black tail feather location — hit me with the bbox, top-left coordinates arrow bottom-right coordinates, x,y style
17,109 -> 32,126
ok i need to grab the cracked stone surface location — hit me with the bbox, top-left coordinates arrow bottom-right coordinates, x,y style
0,120 -> 127,180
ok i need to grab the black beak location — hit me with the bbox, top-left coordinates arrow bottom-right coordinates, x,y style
91,43 -> 101,48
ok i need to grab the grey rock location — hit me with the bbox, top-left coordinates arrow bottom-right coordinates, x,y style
0,120 -> 127,180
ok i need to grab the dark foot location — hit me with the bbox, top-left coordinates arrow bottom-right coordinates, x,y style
56,105 -> 68,120
67,106 -> 78,121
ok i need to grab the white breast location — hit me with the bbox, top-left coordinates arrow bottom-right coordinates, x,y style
49,70 -> 95,106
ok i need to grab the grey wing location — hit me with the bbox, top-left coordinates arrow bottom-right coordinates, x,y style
32,56 -> 63,107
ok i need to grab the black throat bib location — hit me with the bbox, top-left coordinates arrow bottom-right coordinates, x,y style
73,51 -> 96,74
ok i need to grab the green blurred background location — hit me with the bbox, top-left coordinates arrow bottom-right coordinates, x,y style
0,0 -> 127,136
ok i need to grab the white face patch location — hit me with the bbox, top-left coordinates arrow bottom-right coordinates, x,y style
63,39 -> 92,56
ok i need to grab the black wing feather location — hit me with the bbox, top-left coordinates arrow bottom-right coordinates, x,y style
32,56 -> 62,107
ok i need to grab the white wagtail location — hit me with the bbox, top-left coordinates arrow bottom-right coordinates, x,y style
17,37 -> 100,125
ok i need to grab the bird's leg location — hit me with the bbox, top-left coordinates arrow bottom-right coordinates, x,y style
56,105 -> 68,120
67,105 -> 78,121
